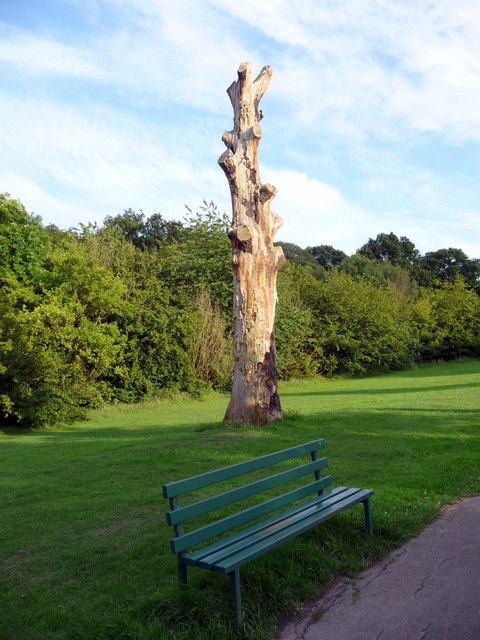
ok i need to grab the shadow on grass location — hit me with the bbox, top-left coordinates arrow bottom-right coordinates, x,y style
281,381 -> 480,397
2,394 -> 480,640
146,401 -> 480,638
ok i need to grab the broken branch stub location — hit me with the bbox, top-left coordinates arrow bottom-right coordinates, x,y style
219,62 -> 285,425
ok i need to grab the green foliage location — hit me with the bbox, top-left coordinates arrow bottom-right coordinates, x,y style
76,226 -> 203,399
0,276 -> 123,426
417,247 -> 480,290
309,270 -> 417,375
357,232 -> 420,271
175,201 -> 233,315
147,201 -> 233,317
275,263 -> 319,379
377,261 -> 419,301
0,193 -> 49,281
411,280 -> 480,361
0,198 -> 206,426
0,228 -> 129,426
341,256 -> 419,301
103,208 -> 184,247
306,244 -> 347,269
275,264 -> 418,378
190,290 -> 232,389
1,192 -> 479,427
339,254 -> 387,286
276,242 -> 325,279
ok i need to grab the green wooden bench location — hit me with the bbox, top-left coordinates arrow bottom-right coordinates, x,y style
162,439 -> 373,625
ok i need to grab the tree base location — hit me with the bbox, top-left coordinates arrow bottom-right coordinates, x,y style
224,339 -> 283,426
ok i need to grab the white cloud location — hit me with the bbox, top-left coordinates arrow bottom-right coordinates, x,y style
264,168 -> 378,253
1,0 -> 480,258
69,0 -> 253,110
263,167 -> 480,256
0,91 -> 227,226
220,0 -> 480,143
4,1 -> 480,139
0,24 -> 107,79
3,174 -> 102,230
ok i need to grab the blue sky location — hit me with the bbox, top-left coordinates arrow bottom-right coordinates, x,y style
1,0 -> 479,256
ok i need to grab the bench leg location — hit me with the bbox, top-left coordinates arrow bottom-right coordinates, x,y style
177,554 -> 188,590
363,498 -> 373,535
229,569 -> 242,626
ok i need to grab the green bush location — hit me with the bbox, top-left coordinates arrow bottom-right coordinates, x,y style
275,263 -> 319,379
72,226 -> 204,399
1,193 -> 479,428
191,289 -> 232,389
411,280 -> 480,361
0,193 -> 49,282
0,277 -> 123,426
310,270 -> 417,375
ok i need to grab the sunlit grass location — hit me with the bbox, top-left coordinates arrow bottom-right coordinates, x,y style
1,359 -> 479,639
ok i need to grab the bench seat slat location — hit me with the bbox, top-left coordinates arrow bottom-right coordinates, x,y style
190,487 -> 352,569
167,457 -> 328,526
162,439 -> 324,498
171,475 -> 332,554
195,488 -> 363,570
182,481 -> 340,562
211,488 -> 374,574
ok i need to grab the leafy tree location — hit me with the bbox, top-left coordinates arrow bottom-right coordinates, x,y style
103,209 -> 146,247
190,289 -> 231,389
77,226 -> 202,399
168,201 -> 233,316
0,193 -> 49,282
377,261 -> 419,301
276,242 -> 325,279
0,269 -> 125,427
145,212 -> 184,245
306,244 -> 347,269
308,270 -> 417,375
410,280 -> 480,361
417,248 -> 480,290
358,232 -> 420,271
339,254 -> 387,286
275,262 -> 319,378
0,209 -> 200,426
103,209 -> 184,249
340,254 -> 418,300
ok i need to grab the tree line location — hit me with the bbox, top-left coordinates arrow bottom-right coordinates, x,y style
1,193 -> 479,427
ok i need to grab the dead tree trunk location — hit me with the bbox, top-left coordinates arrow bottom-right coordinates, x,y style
219,62 -> 285,425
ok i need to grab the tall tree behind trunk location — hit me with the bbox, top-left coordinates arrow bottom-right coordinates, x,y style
219,62 -> 285,425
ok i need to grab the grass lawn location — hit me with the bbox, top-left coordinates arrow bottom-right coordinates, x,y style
1,359 -> 480,639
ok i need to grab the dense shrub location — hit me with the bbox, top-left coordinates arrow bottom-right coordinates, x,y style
190,289 -> 232,389
0,276 -> 123,426
77,227 -> 202,399
275,263 -> 319,379
1,193 -> 479,427
0,193 -> 49,282
411,280 -> 480,361
309,270 -> 417,375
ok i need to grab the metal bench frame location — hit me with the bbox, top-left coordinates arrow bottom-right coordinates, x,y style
163,439 -> 373,625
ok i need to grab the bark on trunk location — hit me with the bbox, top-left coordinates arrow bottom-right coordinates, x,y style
219,62 -> 285,425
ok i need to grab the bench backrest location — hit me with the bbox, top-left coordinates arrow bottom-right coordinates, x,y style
163,439 -> 332,555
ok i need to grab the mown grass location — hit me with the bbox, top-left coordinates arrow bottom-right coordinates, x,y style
1,359 -> 480,640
